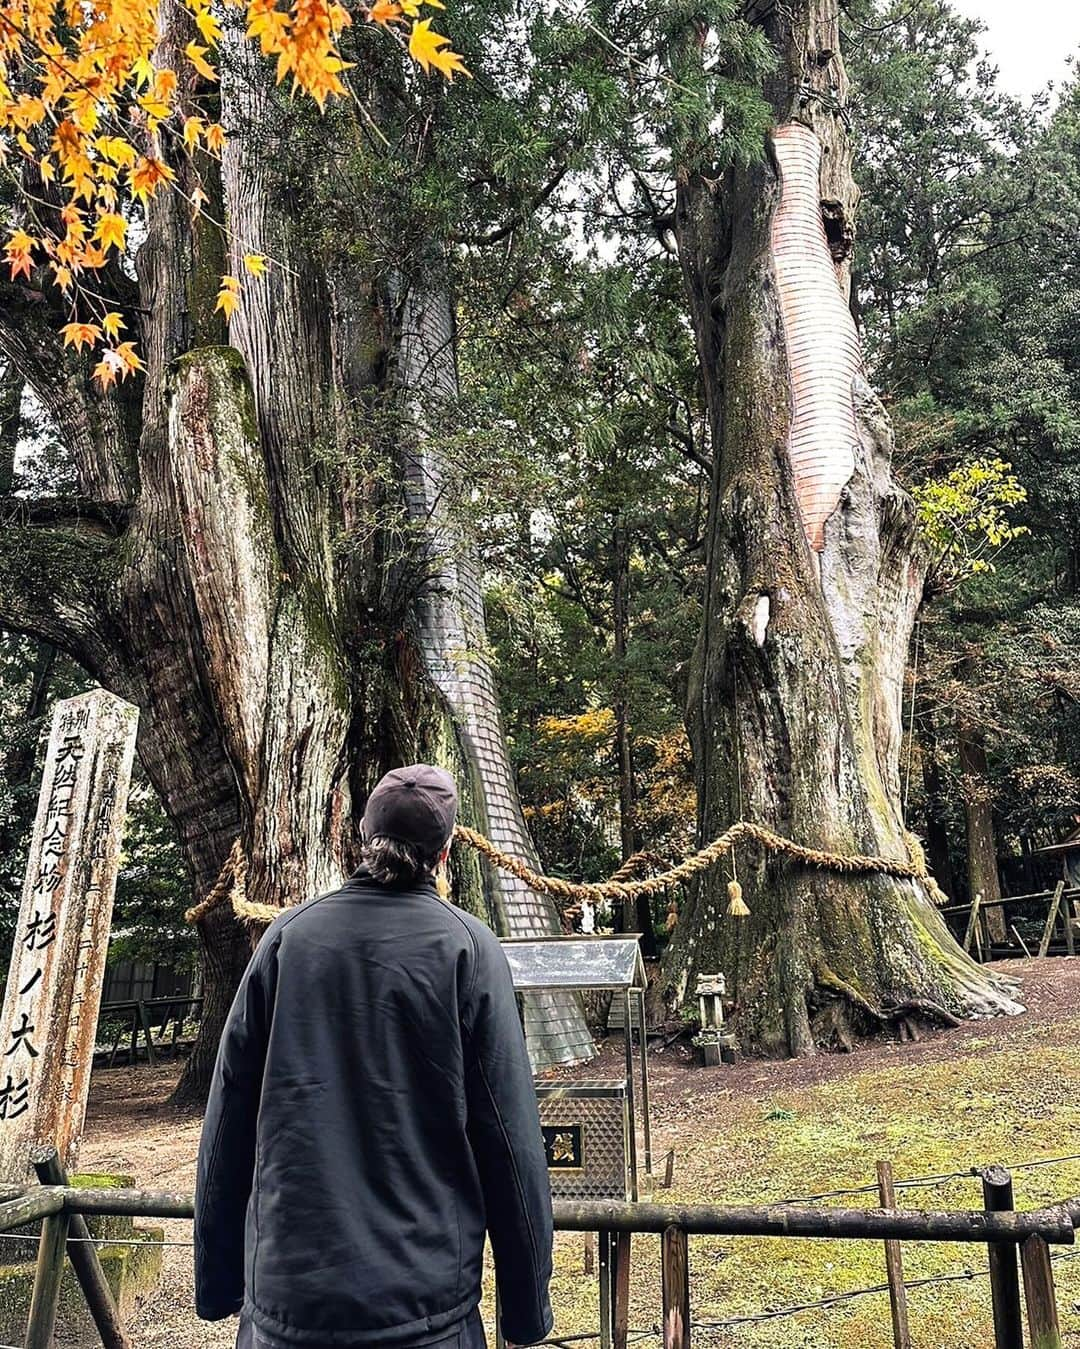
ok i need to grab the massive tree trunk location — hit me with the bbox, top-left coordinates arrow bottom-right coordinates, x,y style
0,13 -> 591,1099
664,0 -> 1021,1053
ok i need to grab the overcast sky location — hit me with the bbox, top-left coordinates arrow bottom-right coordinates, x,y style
948,0 -> 1080,98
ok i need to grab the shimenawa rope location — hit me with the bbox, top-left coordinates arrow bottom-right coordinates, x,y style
185,822 -> 950,927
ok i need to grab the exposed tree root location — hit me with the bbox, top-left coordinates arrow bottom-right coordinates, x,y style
813,963 -> 963,1038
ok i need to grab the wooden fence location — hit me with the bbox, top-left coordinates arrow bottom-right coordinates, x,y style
96,996 -> 204,1069
4,1147 -> 1079,1349
941,883 -> 1079,962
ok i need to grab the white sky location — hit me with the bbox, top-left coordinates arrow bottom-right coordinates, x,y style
949,0 -> 1080,98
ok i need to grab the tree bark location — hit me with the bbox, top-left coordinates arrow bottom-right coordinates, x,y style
918,707 -> 957,900
0,14 -> 593,1095
391,264 -> 593,1067
611,521 -> 656,957
957,726 -> 1006,943
664,0 -> 1021,1053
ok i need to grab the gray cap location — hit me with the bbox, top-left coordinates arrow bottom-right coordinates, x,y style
361,764 -> 458,854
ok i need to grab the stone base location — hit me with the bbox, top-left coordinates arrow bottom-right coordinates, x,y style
0,1172 -> 164,1346
695,1034 -> 736,1069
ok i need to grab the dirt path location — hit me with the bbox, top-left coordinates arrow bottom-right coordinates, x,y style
72,957 -> 1080,1348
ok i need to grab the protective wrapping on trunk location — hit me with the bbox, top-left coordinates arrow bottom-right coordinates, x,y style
770,122 -> 861,553
394,272 -> 594,1070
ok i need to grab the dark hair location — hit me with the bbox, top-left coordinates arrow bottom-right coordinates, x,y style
362,834 -> 439,887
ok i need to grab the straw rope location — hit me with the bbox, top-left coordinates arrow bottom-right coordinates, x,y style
185,822 -> 950,928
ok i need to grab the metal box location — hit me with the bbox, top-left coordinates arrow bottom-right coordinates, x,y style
535,1081 -> 630,1201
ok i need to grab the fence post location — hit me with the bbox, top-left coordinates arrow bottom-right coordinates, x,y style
136,999 -> 158,1067
876,1162 -> 912,1349
1020,1235 -> 1062,1349
964,892 -> 983,955
32,1145 -> 132,1349
662,1225 -> 690,1349
981,1165 -> 1023,1349
1038,883 -> 1065,959
599,1229 -> 612,1349
24,1193 -> 70,1349
613,1231 -> 631,1349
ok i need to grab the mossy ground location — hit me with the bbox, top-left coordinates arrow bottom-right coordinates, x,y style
79,959 -> 1080,1348
486,966 -> 1080,1348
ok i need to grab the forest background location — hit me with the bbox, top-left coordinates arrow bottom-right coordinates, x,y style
2,0 -> 1078,987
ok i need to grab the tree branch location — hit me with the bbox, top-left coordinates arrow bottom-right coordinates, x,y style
454,165 -> 570,247
0,284 -> 139,501
0,522 -> 119,672
0,494 -> 131,534
666,419 -> 713,475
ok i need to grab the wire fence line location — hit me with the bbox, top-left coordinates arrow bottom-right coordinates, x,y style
771,1150 -> 1080,1207
4,1157 -> 1078,1348
693,1246 -> 1080,1333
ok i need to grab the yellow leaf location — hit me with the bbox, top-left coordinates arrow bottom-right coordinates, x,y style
185,41 -> 218,81
215,275 -> 240,320
183,116 -> 206,147
102,311 -> 125,338
204,123 -> 226,152
131,57 -> 155,89
93,212 -> 126,251
195,7 -> 223,42
407,19 -> 468,79
243,253 -> 268,277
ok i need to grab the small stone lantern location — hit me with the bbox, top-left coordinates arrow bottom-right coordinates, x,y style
693,973 -> 736,1067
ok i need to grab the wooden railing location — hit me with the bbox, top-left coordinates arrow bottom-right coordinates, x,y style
3,1148 -> 1078,1349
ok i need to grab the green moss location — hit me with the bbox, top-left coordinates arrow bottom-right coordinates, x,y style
525,1013 -> 1080,1349
0,1172 -> 164,1343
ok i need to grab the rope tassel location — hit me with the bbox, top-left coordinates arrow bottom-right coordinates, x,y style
726,878 -> 750,918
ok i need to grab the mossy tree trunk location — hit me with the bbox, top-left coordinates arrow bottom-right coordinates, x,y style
663,0 -> 1022,1053
0,10 -> 590,1101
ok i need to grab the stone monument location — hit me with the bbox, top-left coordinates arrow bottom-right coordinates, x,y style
0,689 -> 138,1184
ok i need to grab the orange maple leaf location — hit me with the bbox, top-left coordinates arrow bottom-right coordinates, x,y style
368,0 -> 403,24
60,320 -> 103,351
93,356 -> 120,390
129,156 -> 176,202
5,230 -> 37,281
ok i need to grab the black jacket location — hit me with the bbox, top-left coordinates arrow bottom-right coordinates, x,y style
194,870 -> 554,1347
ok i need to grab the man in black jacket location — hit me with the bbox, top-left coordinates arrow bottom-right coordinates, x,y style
195,765 -> 555,1349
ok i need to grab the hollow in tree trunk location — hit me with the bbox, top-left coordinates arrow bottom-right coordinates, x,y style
663,0 -> 1022,1052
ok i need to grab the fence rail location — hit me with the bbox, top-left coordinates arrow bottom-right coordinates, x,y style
3,1152 -> 1078,1349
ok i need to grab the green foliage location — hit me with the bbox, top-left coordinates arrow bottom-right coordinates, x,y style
912,456 -> 1028,579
